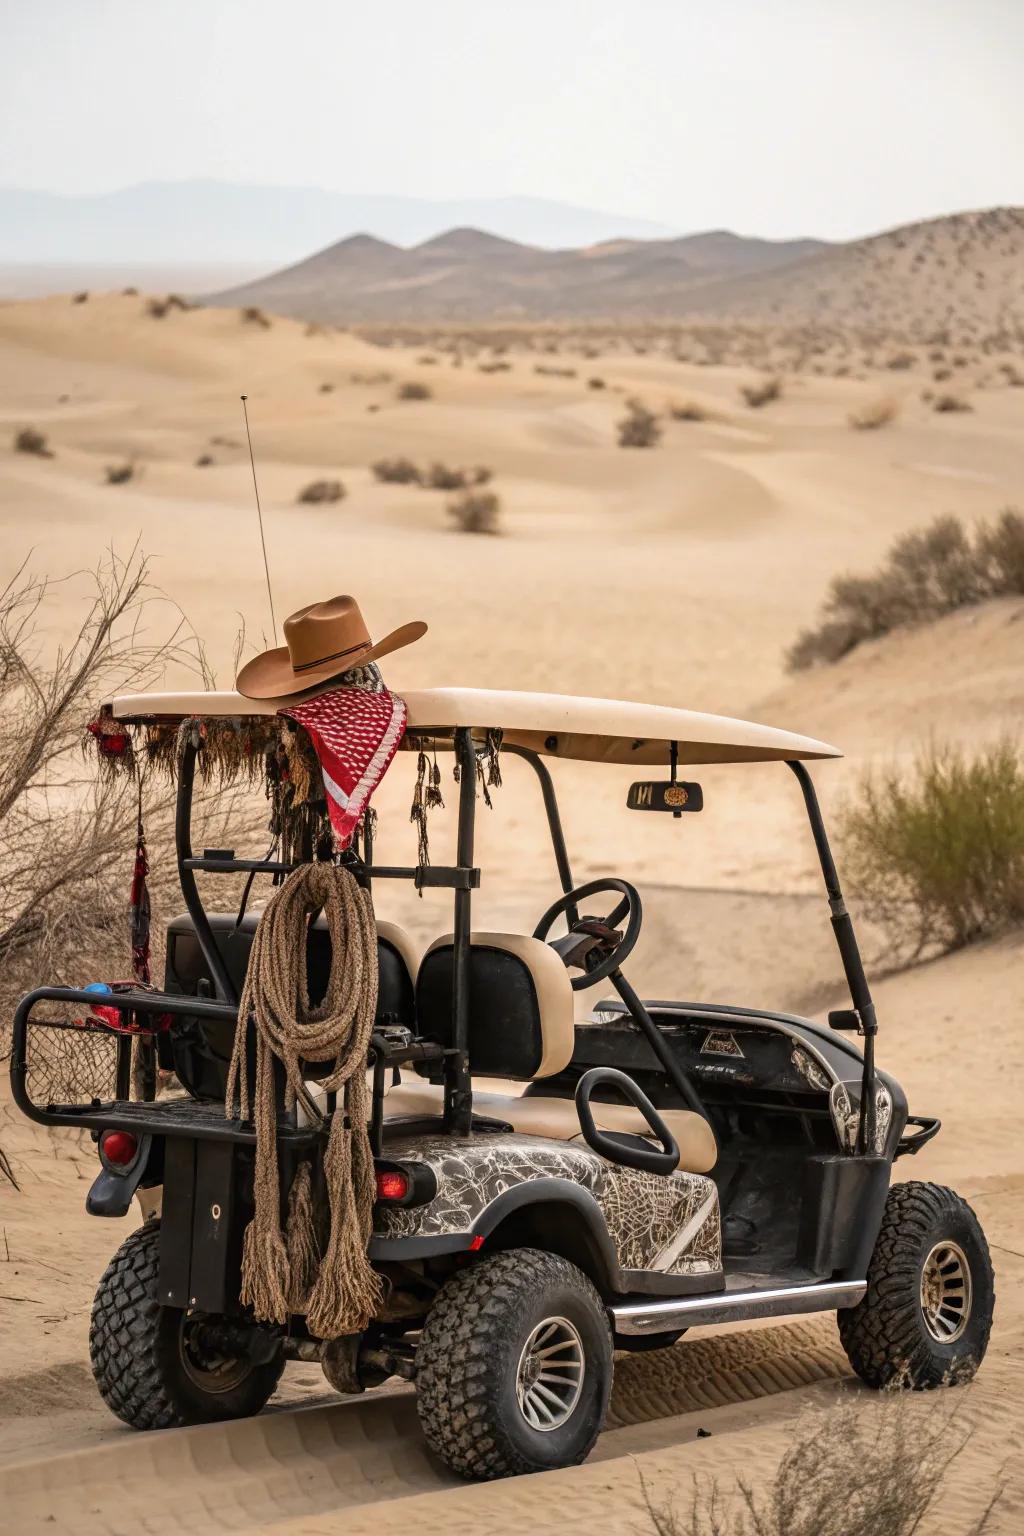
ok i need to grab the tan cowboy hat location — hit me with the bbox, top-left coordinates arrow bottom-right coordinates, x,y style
235,595 -> 427,699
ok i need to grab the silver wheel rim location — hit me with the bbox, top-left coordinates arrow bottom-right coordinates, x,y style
515,1316 -> 585,1432
920,1240 -> 972,1344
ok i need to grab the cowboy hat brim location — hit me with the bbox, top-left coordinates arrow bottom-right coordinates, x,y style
235,620 -> 427,700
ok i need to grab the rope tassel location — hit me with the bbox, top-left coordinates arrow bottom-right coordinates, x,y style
226,863 -> 382,1337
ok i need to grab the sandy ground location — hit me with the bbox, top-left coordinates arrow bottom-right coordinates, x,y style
1,292 -> 1022,1532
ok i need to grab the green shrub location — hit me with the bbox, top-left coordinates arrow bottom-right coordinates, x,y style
786,511 -> 1024,670
839,741 -> 1024,959
617,397 -> 661,448
372,456 -> 421,485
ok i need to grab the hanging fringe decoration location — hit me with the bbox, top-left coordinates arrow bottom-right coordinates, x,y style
409,737 -> 445,877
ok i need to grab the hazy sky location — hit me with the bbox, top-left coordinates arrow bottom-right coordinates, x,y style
1,0 -> 1021,238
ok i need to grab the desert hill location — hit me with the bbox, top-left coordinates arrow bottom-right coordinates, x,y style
209,207 -> 1024,341
209,226 -> 828,324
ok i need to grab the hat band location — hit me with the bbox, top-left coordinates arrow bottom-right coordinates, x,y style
292,638 -> 371,673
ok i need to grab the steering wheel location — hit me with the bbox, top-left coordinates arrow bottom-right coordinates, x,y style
533,878 -> 642,990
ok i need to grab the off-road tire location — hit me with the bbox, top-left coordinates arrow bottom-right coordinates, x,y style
416,1248 -> 612,1479
89,1222 -> 284,1430
838,1181 -> 994,1390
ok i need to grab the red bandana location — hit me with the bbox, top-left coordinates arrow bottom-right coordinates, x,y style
281,683 -> 406,849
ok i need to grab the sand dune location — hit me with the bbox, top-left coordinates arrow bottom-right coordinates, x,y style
1,288 -> 1023,1529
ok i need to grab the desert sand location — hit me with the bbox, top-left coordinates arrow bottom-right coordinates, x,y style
0,290 -> 1022,1532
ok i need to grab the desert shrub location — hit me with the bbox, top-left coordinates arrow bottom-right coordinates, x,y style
886,350 -> 915,370
617,397 -> 662,448
933,366 -> 954,382
397,380 -> 431,400
318,382 -> 335,393
933,393 -> 972,413
417,355 -> 438,365
350,370 -> 392,385
534,364 -> 577,378
478,360 -> 512,373
372,456 -> 421,485
122,286 -> 139,296
839,742 -> 1024,959
146,294 -> 191,319
587,376 -> 606,389
14,427 -> 53,457
786,511 -> 1024,670
638,1390 -> 998,1536
241,305 -> 271,329
425,462 -> 468,491
740,375 -> 783,408
471,465 -> 493,485
195,453 -> 214,467
72,291 -> 89,304
998,362 -> 1024,387
448,489 -> 500,534
104,462 -> 137,485
669,400 -> 710,422
297,478 -> 345,504
848,396 -> 899,430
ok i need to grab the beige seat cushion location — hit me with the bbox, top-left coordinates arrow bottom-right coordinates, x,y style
382,1080 -> 718,1175
376,920 -> 421,985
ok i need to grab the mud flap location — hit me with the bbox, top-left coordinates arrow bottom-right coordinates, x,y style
158,1138 -> 248,1312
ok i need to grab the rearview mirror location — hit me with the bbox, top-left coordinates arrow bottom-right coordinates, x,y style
626,780 -> 703,813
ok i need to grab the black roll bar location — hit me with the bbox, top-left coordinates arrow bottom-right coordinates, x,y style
787,760 -> 878,1153
176,735 -> 238,1005
446,727 -> 477,1135
502,745 -> 578,924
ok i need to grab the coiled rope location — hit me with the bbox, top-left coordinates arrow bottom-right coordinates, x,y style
226,862 -> 383,1338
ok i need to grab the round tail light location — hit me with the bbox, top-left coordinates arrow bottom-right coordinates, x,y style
100,1129 -> 139,1168
375,1169 -> 410,1202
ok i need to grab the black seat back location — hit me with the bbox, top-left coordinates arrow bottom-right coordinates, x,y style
164,912 -> 416,1101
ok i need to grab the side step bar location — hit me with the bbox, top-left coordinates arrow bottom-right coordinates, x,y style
610,1278 -> 866,1336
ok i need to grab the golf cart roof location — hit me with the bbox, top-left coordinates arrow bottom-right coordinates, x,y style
107,687 -> 840,766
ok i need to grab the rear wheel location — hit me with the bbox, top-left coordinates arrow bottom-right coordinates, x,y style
89,1223 -> 284,1430
416,1248 -> 613,1479
839,1181 -> 994,1390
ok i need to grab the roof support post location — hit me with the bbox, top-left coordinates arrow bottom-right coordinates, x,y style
787,760 -> 877,1153
446,727 -> 477,1135
176,735 -> 237,1006
502,745 -> 578,925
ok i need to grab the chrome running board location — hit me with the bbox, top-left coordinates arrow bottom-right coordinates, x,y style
610,1278 -> 866,1336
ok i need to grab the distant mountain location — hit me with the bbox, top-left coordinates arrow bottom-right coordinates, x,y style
0,181 -> 679,266
208,207 -> 1024,336
210,226 -> 828,323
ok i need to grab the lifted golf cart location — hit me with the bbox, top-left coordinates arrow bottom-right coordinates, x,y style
11,688 -> 994,1479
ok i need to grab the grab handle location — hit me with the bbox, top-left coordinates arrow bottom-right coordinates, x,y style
574,1067 -> 679,1176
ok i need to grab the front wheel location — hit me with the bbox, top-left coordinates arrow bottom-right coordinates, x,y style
838,1181 -> 994,1390
89,1223 -> 284,1430
416,1249 -> 613,1479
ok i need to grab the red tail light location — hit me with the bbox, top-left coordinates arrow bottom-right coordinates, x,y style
100,1129 -> 139,1168
375,1169 -> 410,1201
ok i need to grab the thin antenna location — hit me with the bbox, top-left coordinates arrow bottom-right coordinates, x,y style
240,394 -> 277,643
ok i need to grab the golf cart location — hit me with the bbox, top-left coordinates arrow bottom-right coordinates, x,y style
10,687 -> 994,1480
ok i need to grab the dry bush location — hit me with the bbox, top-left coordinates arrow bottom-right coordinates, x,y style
669,399 -> 711,422
478,360 -> 512,373
396,380 -> 432,401
740,375 -> 783,408
839,741 -> 1024,960
933,393 -> 973,413
848,396 -> 899,430
786,510 -> 1024,670
471,465 -> 493,485
350,370 -> 392,385
448,489 -> 500,534
122,286 -> 139,296
72,291 -> 89,304
104,462 -> 137,485
297,478 -> 345,504
14,427 -> 53,458
588,377 -> 606,389
240,305 -> 271,329
195,453 -> 214,467
638,1390 -> 1000,1536
534,364 -> 577,378
318,382 -> 335,393
425,462 -> 469,491
372,456 -> 421,485
617,397 -> 662,448
146,294 -> 191,319
886,350 -> 915,370
0,551 -> 207,1035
